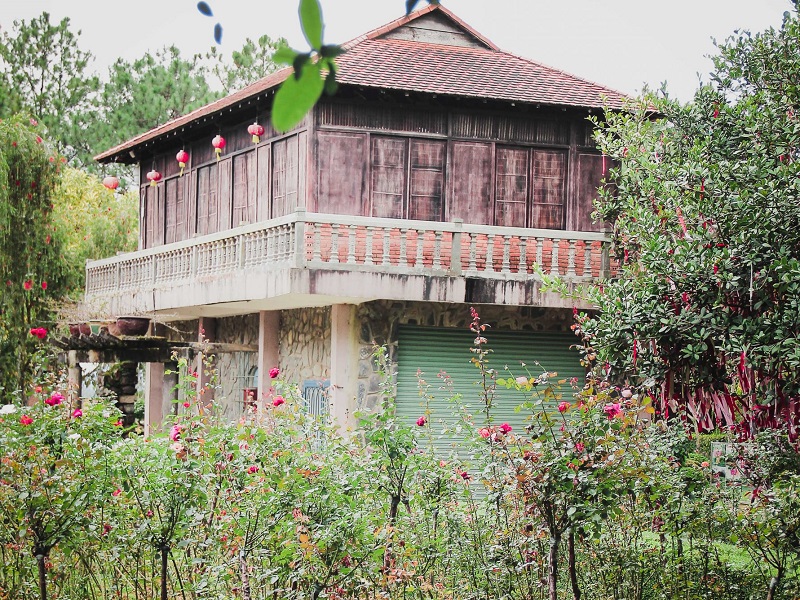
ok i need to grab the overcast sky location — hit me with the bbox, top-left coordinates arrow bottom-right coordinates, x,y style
0,0 -> 792,101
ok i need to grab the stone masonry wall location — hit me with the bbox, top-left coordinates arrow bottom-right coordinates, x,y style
355,301 -> 574,413
214,314 -> 260,422
280,307 -> 332,387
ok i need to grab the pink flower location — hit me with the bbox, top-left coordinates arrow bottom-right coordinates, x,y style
479,427 -> 491,438
269,367 -> 280,379
114,420 -> 123,427
169,424 -> 183,441
621,388 -> 633,399
499,422 -> 512,434
459,471 -> 471,481
23,280 -> 32,291
20,414 -> 33,425
439,460 -> 447,467
170,441 -> 184,454
701,461 -> 710,468
44,392 -> 63,406
29,327 -> 47,339
112,488 -> 121,497
41,281 -> 47,290
72,409 -> 83,418
557,401 -> 570,413
102,523 -> 112,536
247,465 -> 259,474
575,442 -> 585,452
416,416 -> 426,427
182,402 -> 190,408
603,403 -> 623,420
515,376 -> 528,385
272,396 -> 285,407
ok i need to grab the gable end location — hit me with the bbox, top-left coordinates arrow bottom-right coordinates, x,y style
380,12 -> 493,49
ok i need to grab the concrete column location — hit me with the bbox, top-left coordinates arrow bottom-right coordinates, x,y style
66,350 -> 82,411
257,310 -> 281,403
144,362 -> 165,437
330,304 -> 359,432
197,317 -> 217,403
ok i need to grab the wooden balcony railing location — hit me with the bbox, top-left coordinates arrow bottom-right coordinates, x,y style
85,209 -> 612,298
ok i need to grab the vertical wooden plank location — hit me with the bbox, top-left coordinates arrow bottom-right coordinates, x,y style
272,139 -> 287,217
409,139 -> 445,221
256,145 -> 271,221
197,167 -> 209,236
185,169 -> 197,238
165,179 -> 177,244
298,130 -> 308,210
286,134 -> 299,211
232,154 -> 248,226
217,157 -> 232,231
531,149 -> 567,229
208,164 -> 219,234
574,153 -> 607,232
245,151 -> 257,224
175,173 -> 186,242
316,131 -> 367,215
139,185 -> 147,250
370,136 -> 406,218
494,147 -> 528,227
448,141 -> 493,225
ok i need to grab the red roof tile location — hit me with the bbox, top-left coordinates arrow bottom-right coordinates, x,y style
95,4 -> 629,163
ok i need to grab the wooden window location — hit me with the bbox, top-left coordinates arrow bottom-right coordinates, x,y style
317,131 -> 367,214
531,149 -> 566,229
272,139 -> 287,217
232,153 -> 257,226
449,141 -> 492,225
369,136 -> 445,221
495,147 -> 528,227
165,179 -> 178,244
196,166 -> 219,235
143,184 -> 164,248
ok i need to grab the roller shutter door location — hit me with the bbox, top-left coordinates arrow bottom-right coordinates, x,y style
395,325 -> 584,455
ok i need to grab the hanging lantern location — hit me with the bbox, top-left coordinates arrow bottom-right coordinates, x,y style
176,149 -> 189,176
212,135 -> 226,160
247,122 -> 264,144
146,169 -> 162,187
102,176 -> 120,190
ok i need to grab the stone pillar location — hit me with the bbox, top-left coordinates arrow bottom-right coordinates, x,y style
66,350 -> 82,411
144,362 -> 165,437
330,304 -> 359,431
197,317 -> 217,403
257,311 -> 280,403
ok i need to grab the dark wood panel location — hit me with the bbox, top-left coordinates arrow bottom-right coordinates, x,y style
175,174 -> 187,241
165,179 -> 178,244
139,185 -> 148,249
185,170 -> 197,238
318,102 -> 447,135
573,153 -> 605,232
531,149 -> 566,229
495,147 -> 528,227
285,135 -> 299,213
449,141 -> 492,224
371,137 -> 406,218
537,121 -> 570,146
409,139 -> 445,221
217,157 -> 233,230
316,131 -> 367,215
272,138 -> 288,217
207,165 -> 219,233
298,130 -> 307,210
256,145 -> 270,220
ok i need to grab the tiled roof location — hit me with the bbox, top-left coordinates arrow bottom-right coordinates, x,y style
95,4 -> 630,163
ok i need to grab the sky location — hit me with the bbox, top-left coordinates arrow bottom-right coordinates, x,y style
0,0 -> 792,101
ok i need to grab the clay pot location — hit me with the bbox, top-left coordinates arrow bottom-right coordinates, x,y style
115,316 -> 151,336
68,323 -> 91,337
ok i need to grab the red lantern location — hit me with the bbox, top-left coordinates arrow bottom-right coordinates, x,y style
146,169 -> 162,187
247,122 -> 264,144
102,176 -> 120,190
212,135 -> 226,160
176,149 -> 189,176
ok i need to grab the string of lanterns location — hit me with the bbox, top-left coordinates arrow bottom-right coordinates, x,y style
102,121 -> 266,190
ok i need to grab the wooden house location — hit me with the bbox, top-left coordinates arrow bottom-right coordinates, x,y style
86,4 -> 627,432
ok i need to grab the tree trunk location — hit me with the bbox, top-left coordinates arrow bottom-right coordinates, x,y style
548,533 -> 561,600
240,551 -> 252,600
36,553 -> 47,600
766,569 -> 782,600
160,545 -> 169,600
567,530 -> 581,600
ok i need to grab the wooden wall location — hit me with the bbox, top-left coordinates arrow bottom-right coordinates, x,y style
313,101 -> 604,232
139,117 -> 307,249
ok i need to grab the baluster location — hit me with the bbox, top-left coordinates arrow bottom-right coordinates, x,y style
468,233 -> 478,271
450,220 -> 463,276
433,231 -> 442,270
415,230 -> 425,268
519,238 -> 528,274
566,239 -> 577,277
583,241 -> 592,278
329,224 -> 340,264
550,238 -> 561,275
347,225 -> 357,264
485,234 -> 494,273
381,227 -> 390,266
535,237 -> 543,269
501,235 -> 511,274
399,229 -> 408,268
364,226 -> 374,266
312,224 -> 322,263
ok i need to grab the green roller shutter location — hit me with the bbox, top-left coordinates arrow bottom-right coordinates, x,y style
395,325 -> 584,455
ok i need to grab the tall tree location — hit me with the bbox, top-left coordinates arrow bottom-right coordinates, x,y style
206,34 -> 286,95
583,3 -> 800,435
0,13 -> 99,163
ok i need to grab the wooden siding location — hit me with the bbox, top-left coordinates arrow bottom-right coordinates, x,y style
381,12 -> 489,49
449,141 -> 493,224
316,131 -> 367,214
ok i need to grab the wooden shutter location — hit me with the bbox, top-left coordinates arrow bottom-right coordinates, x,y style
531,149 -> 566,229
207,164 -> 219,233
197,167 -> 210,236
165,179 -> 178,244
371,136 -> 407,218
571,153 -> 607,232
217,157 -> 232,231
316,131 -> 367,215
409,139 -> 445,221
449,141 -> 493,224
175,173 -> 187,241
495,147 -> 528,227
272,139 -> 287,217
256,145 -> 271,221
285,134 -> 299,212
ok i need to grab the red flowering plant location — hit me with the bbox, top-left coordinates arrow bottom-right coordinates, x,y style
0,392 -> 123,600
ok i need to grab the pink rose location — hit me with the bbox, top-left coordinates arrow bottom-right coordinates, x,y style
515,376 -> 528,385
169,424 -> 183,441
112,488 -> 122,497
416,416 -> 426,427
72,409 -> 83,418
459,471 -> 470,481
182,402 -> 190,408
621,388 -> 633,399
479,428 -> 491,438
45,392 -> 63,406
269,367 -> 280,379
20,414 -> 33,425
23,280 -> 32,291
557,401 -> 570,413
247,465 -> 259,474
575,442 -> 585,452
603,403 -> 623,420
499,423 -> 512,434
272,396 -> 285,407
